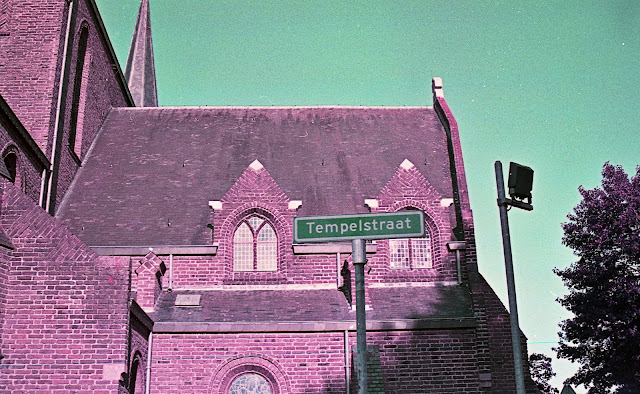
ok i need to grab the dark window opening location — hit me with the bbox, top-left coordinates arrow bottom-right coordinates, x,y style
69,24 -> 89,151
3,152 -> 16,183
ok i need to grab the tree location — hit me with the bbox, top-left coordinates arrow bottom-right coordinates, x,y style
529,353 -> 559,394
555,163 -> 640,393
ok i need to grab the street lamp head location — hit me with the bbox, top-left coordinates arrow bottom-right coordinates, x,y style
508,162 -> 533,204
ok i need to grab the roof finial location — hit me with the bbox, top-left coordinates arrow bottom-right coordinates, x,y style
432,77 -> 444,100
124,0 -> 158,107
400,159 -> 415,170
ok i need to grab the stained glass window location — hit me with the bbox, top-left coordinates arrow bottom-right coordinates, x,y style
228,373 -> 272,394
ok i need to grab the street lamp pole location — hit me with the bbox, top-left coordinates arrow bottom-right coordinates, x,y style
495,160 -> 532,394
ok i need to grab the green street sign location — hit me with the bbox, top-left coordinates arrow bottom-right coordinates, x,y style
293,211 -> 425,243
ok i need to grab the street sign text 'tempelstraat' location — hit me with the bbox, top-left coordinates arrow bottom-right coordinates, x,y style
293,211 -> 425,243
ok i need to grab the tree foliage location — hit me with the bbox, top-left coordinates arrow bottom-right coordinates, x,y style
555,163 -> 640,393
529,353 -> 559,394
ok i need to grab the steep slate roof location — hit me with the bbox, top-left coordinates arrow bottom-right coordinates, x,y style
56,106 -> 452,246
368,286 -> 473,320
152,289 -> 352,324
150,286 -> 473,329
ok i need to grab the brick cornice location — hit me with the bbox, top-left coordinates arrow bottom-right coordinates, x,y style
152,318 -> 477,333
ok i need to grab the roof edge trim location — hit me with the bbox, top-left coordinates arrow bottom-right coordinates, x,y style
111,105 -> 435,110
130,299 -> 154,330
293,243 -> 377,254
91,244 -> 219,256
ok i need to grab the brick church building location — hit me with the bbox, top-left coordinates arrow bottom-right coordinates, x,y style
0,0 -> 539,392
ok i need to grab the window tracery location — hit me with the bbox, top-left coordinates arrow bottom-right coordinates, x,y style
389,235 -> 432,269
233,215 -> 277,271
389,207 -> 433,269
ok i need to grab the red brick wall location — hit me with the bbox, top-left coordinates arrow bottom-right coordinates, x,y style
0,0 -> 131,210
0,0 -> 67,151
128,311 -> 150,394
0,180 -> 130,392
0,245 -> 9,358
52,0 -> 131,210
475,274 -> 539,393
0,121 -> 44,203
371,329 -> 481,393
134,252 -> 165,310
149,329 -> 487,393
151,332 -> 347,393
463,225 -> 538,393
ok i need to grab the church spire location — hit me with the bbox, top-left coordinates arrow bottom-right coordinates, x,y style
124,0 -> 158,107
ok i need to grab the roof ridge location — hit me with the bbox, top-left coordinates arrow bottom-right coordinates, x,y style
110,105 -> 434,110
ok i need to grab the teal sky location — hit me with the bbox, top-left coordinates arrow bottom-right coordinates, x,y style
95,1 -> 640,391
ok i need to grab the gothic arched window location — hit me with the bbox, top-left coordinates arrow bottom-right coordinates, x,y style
2,151 -> 17,183
389,208 -> 432,269
128,353 -> 145,394
233,215 -> 277,271
69,23 -> 89,154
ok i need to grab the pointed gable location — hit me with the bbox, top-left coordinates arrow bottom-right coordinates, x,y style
222,160 -> 289,206
372,159 -> 453,274
375,159 -> 445,208
125,0 -> 158,107
215,160 -> 295,275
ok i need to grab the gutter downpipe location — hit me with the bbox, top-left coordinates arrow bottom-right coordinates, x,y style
336,252 -> 341,288
447,242 -> 466,285
168,253 -> 173,291
145,332 -> 153,394
456,251 -> 462,284
344,329 -> 350,394
38,168 -> 48,208
47,0 -> 76,213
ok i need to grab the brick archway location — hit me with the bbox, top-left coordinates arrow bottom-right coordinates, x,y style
209,356 -> 290,394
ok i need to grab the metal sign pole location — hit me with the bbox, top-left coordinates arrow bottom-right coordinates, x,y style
495,161 -> 526,394
352,238 -> 367,394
